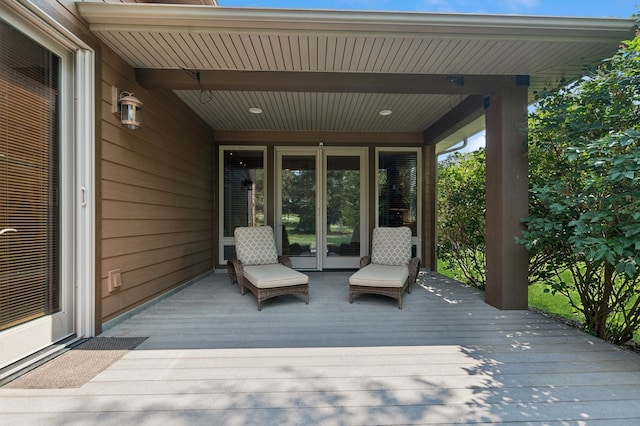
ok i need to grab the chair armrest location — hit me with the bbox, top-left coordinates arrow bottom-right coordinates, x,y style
278,255 -> 292,268
359,255 -> 372,269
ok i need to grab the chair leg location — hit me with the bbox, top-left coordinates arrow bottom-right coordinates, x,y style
227,261 -> 236,284
238,276 -> 246,295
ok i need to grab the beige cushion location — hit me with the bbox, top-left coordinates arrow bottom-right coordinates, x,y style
243,264 -> 309,289
370,227 -> 412,266
349,263 -> 408,288
234,226 -> 278,266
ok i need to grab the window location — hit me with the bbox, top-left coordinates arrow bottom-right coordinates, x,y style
377,151 -> 418,235
377,149 -> 421,258
220,148 -> 266,261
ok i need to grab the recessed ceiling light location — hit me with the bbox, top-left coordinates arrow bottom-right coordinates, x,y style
249,107 -> 263,114
379,109 -> 392,116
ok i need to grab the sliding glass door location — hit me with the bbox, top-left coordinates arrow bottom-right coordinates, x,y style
0,18 -> 75,368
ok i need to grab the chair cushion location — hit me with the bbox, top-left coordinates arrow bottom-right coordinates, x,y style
370,227 -> 412,266
349,263 -> 409,288
243,264 -> 309,289
234,226 -> 278,265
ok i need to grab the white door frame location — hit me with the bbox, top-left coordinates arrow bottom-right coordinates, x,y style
0,1 -> 95,369
275,147 -> 322,270
322,147 -> 368,269
275,146 -> 368,270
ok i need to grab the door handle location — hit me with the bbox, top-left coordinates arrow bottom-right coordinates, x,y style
0,228 -> 17,235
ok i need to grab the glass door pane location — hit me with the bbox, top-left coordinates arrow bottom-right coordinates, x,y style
1,19 -> 73,368
279,153 -> 319,270
323,153 -> 365,268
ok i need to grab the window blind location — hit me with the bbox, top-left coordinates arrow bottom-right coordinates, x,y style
378,151 -> 418,236
0,21 -> 60,332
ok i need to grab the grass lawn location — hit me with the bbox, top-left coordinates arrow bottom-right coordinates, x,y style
282,215 -> 354,247
527,283 -> 582,322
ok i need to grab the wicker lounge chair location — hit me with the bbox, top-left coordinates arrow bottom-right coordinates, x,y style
348,227 -> 420,309
227,226 -> 309,311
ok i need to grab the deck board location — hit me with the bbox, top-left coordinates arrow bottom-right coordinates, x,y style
1,271 -> 640,425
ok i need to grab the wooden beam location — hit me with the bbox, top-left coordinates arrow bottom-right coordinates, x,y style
213,130 -> 423,145
422,96 -> 486,145
136,69 -> 529,95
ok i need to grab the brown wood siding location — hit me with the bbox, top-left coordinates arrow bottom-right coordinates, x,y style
100,46 -> 214,323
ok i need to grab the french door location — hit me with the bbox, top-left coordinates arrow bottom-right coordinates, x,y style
276,147 -> 367,270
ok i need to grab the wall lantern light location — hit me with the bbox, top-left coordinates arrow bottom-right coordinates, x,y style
112,86 -> 142,130
119,92 -> 142,129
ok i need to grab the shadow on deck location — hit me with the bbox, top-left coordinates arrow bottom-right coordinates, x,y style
1,271 -> 639,424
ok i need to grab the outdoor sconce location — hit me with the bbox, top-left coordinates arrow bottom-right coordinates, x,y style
119,92 -> 142,129
112,86 -> 142,130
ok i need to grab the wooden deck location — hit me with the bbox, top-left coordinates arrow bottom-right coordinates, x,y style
2,270 -> 640,425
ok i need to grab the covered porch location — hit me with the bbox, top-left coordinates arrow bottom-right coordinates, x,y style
2,271 -> 640,424
76,2 -> 637,327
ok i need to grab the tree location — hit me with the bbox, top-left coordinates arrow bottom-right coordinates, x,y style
437,149 -> 487,289
519,31 -> 640,344
288,169 -> 316,232
326,169 -> 360,230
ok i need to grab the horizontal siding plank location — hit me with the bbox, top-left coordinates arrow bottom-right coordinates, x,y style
102,219 -> 212,238
101,140 -> 212,193
102,200 -> 212,221
99,112 -> 213,180
101,180 -> 211,210
102,240 -> 213,279
102,231 -> 211,258
101,161 -> 209,200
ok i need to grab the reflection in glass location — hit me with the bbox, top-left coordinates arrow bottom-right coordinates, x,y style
378,152 -> 418,236
223,150 -> 264,237
326,156 -> 360,257
281,155 -> 316,257
0,21 -> 61,330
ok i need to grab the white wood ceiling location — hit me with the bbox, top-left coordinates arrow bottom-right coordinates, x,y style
97,30 -> 597,79
78,3 -> 636,144
175,91 -> 456,132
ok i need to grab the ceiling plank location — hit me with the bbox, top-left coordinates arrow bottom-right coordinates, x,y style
135,69 -> 529,95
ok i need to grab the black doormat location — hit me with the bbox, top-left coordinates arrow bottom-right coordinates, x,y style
4,337 -> 147,389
